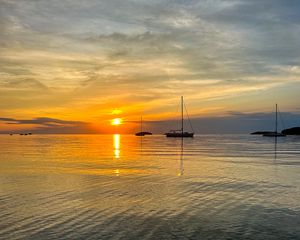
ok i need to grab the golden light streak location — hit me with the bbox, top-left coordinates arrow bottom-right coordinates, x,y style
113,134 -> 120,159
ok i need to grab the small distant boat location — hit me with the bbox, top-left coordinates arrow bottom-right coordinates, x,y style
263,104 -> 286,137
135,116 -> 152,136
135,131 -> 152,136
263,132 -> 285,137
165,96 -> 194,138
165,130 -> 194,138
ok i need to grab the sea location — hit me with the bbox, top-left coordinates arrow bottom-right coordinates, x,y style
0,134 -> 299,240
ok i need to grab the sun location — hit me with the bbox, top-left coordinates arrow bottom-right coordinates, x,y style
111,118 -> 122,126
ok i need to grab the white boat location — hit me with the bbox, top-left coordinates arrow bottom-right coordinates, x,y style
165,96 -> 194,138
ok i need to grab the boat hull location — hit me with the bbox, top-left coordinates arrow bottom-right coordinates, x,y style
263,133 -> 286,137
135,132 -> 152,136
165,132 -> 194,138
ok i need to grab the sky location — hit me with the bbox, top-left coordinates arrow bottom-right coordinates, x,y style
1,0 -> 300,133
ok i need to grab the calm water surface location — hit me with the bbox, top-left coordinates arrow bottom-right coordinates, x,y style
0,134 -> 299,239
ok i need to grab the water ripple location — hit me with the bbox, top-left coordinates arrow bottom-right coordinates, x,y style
0,134 -> 299,239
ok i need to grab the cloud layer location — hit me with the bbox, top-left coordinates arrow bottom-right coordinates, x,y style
1,0 -> 300,132
0,117 -> 91,134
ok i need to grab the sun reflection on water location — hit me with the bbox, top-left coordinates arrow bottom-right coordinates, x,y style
113,134 -> 120,159
114,169 -> 120,176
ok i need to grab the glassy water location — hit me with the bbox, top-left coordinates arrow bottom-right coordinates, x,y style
0,134 -> 299,240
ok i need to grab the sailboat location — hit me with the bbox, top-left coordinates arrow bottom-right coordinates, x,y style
135,116 -> 152,136
165,96 -> 194,138
263,104 -> 286,137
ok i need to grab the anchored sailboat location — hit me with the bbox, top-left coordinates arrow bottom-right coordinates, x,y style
165,96 -> 194,138
135,116 -> 152,136
263,104 -> 286,137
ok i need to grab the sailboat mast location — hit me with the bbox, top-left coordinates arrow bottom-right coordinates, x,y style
141,116 -> 143,133
181,96 -> 184,135
275,104 -> 278,133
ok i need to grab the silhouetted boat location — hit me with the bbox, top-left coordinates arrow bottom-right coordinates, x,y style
263,104 -> 286,137
165,96 -> 194,138
165,130 -> 194,138
263,132 -> 285,137
135,116 -> 152,136
135,131 -> 152,136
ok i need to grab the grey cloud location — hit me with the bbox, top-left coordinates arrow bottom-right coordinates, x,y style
87,31 -> 178,59
3,0 -> 299,82
207,0 -> 300,26
0,117 -> 87,126
201,0 -> 300,66
0,78 -> 48,90
0,117 -> 15,122
0,0 -> 300,122
0,117 -> 92,134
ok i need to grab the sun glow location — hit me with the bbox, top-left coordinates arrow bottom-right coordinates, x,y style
112,109 -> 122,115
111,118 -> 122,125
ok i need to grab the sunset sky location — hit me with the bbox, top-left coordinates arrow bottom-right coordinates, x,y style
1,0 -> 300,133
